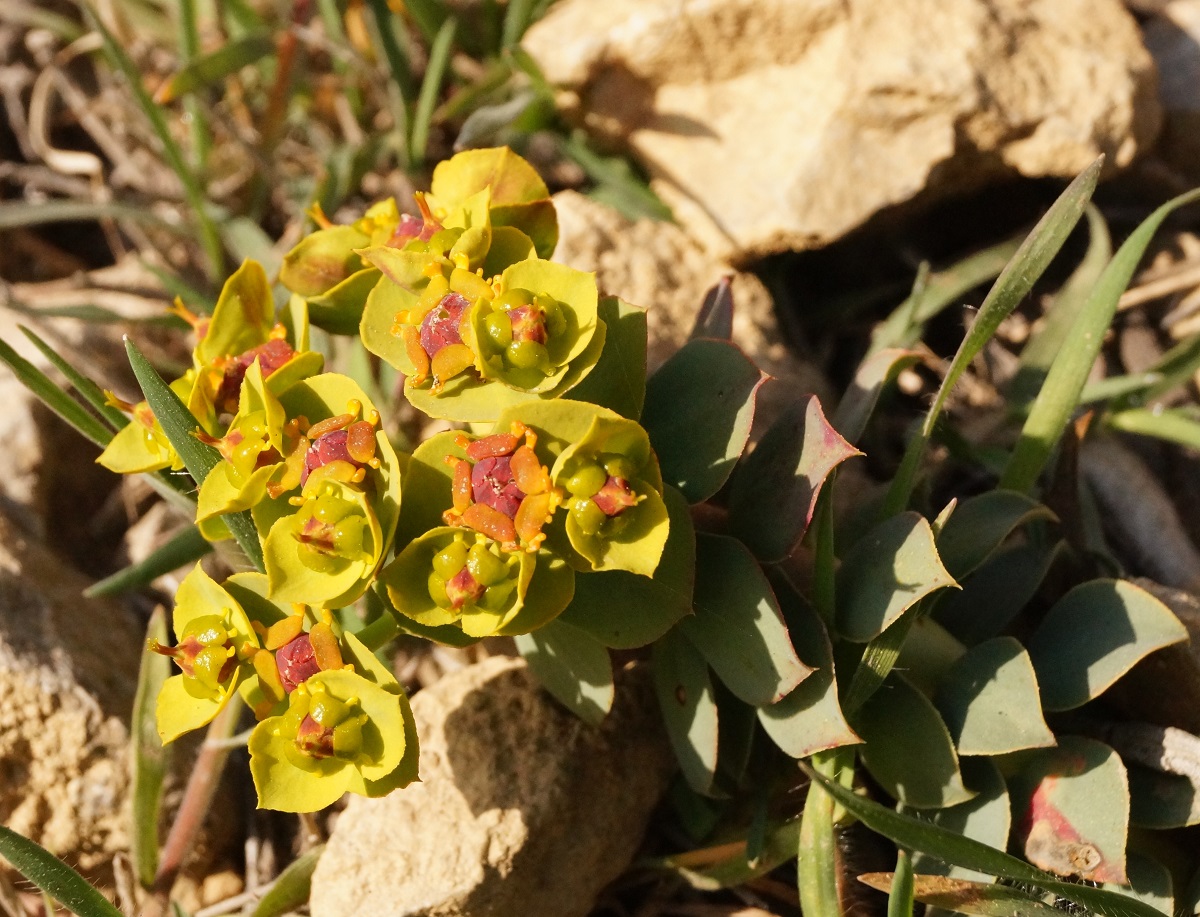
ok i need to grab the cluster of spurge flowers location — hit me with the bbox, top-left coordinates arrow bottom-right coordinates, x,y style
101,148 -> 669,812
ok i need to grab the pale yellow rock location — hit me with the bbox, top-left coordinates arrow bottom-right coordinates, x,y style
552,189 -> 832,425
525,0 -> 1160,263
309,656 -> 674,917
0,510 -> 140,877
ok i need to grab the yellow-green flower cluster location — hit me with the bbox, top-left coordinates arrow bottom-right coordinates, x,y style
107,147 -> 669,813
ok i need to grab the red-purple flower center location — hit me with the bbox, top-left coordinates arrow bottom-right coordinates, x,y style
591,476 -> 638,517
471,455 -> 523,518
276,634 -> 321,693
445,566 -> 485,610
419,293 -> 470,359
295,715 -> 335,758
389,212 -> 440,246
508,304 -> 547,345
216,338 -> 295,412
302,429 -> 355,485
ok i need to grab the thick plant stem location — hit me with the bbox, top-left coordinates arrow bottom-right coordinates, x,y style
799,750 -> 853,917
149,693 -> 246,908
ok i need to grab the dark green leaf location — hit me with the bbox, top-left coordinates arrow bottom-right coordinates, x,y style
125,339 -> 264,571
905,758 -> 1011,883
935,490 -> 1055,580
1009,736 -> 1129,884
642,339 -> 766,503
757,579 -> 859,758
837,512 -> 956,643
514,618 -> 613,725
801,762 -> 1164,917
935,637 -> 1054,755
567,297 -> 647,420
0,337 -> 113,447
857,674 -> 974,809
0,826 -> 123,917
1027,579 -> 1187,711
936,540 -> 1062,646
86,524 -> 211,598
653,628 -> 719,795
728,395 -> 861,562
681,534 -> 810,706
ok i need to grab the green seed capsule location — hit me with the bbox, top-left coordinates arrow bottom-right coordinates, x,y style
300,546 -> 340,574
485,312 -> 513,348
332,717 -> 363,757
467,542 -> 508,586
507,340 -> 549,371
566,463 -> 607,497
428,572 -> 451,608
482,578 -> 516,611
571,497 -> 607,536
309,693 -> 350,727
432,540 -> 469,579
494,288 -> 534,311
191,645 -> 230,691
601,453 -> 636,480
333,515 -> 365,556
186,615 -> 228,647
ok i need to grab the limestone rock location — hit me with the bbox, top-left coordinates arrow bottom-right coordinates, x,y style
309,656 -> 674,917
525,0 -> 1160,263
0,509 -> 141,876
1143,1 -> 1200,183
551,189 -> 832,423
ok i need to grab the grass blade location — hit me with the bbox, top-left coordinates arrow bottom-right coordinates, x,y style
85,6 -> 225,277
124,338 -> 264,571
1107,406 -> 1200,450
801,763 -> 1165,917
1011,203 -> 1111,406
1001,186 -> 1200,493
560,132 -> 673,222
130,607 -> 172,887
0,200 -> 180,232
155,33 -> 275,103
365,0 -> 415,102
0,338 -> 113,447
402,0 -> 448,46
19,326 -> 129,429
250,846 -> 325,917
0,826 -> 124,917
888,850 -> 915,917
175,0 -> 213,169
85,524 -> 212,598
868,234 -> 1024,356
501,0 -> 536,48
882,157 -> 1102,516
410,17 -> 458,166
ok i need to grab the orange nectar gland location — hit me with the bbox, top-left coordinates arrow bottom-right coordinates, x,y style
268,400 -> 381,501
442,422 -> 562,552
166,297 -> 210,342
